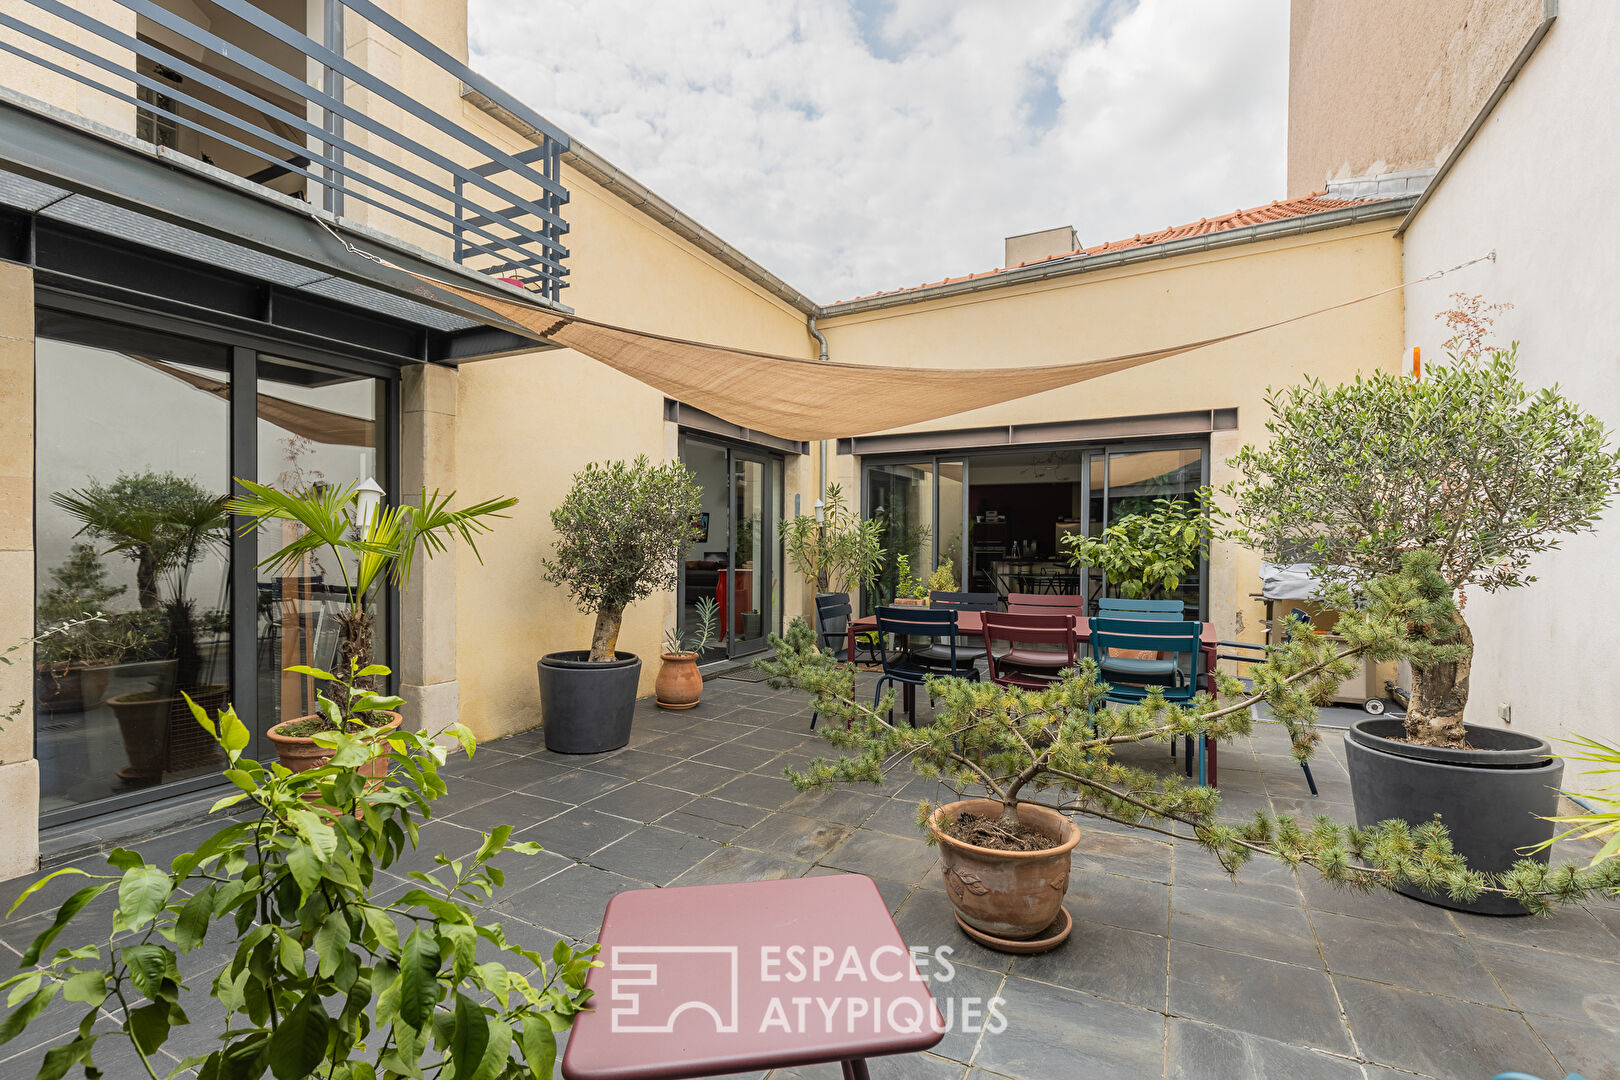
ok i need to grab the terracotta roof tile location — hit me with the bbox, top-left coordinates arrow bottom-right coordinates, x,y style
835,191 -> 1394,304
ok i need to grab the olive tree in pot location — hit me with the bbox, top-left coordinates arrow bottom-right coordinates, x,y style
1228,322 -> 1620,912
757,554 -> 1620,951
539,457 -> 702,753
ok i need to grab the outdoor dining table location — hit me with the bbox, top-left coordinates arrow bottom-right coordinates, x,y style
845,609 -> 1222,785
560,875 -> 944,1080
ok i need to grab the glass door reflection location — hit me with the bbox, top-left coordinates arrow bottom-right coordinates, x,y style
727,454 -> 769,656
255,357 -> 387,732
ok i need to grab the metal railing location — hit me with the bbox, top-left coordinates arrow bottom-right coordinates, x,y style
0,0 -> 571,301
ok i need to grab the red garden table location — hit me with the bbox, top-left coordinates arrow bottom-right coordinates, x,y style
845,609 -> 1221,785
561,875 -> 944,1080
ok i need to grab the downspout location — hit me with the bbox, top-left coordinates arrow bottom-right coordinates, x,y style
807,314 -> 830,521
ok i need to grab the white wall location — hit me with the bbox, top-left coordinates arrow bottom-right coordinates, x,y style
1402,1 -> 1620,748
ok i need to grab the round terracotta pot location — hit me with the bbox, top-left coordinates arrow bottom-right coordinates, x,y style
928,798 -> 1082,940
655,653 -> 703,710
267,712 -> 403,776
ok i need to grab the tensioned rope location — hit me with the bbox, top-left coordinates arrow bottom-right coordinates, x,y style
312,212 -> 1493,442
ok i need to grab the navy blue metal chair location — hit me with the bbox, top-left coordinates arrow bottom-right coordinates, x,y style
874,606 -> 980,725
1090,616 -> 1209,783
815,592 -> 877,663
914,591 -> 996,666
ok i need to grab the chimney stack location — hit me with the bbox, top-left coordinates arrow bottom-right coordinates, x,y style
1004,226 -> 1079,267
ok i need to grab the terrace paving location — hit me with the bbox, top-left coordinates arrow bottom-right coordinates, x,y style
3,676 -> 1617,1080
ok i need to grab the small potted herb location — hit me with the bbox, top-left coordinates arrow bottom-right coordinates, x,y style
656,597 -> 719,710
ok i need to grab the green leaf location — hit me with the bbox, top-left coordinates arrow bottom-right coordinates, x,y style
125,1001 -> 170,1055
61,971 -> 108,1009
350,693 -> 406,714
283,665 -> 337,681
6,867 -> 91,917
21,883 -> 109,966
359,906 -> 400,955
5,975 -> 39,1008
518,1015 -> 557,1080
287,809 -> 338,861
286,844 -> 321,897
448,994 -> 489,1080
314,911 -> 352,979
173,887 -> 214,954
33,1036 -> 96,1080
354,664 -> 391,678
218,707 -> 251,754
471,1014 -> 512,1080
121,944 -> 173,1001
397,929 -> 441,1029
0,984 -> 58,1047
183,692 -> 217,737
116,866 -> 172,932
267,994 -> 329,1080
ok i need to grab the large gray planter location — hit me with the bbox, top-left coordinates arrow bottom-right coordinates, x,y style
1344,718 -> 1562,916
537,651 -> 641,754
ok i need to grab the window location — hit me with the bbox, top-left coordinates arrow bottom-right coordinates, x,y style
33,311 -> 397,824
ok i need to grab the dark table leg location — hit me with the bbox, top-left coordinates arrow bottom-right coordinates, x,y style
842,1060 -> 871,1080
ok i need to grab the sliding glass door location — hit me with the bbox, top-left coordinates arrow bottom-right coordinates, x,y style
33,309 -> 396,825
677,435 -> 782,660
863,441 -> 1207,617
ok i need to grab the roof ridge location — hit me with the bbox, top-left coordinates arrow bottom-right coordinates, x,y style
838,190 -> 1384,304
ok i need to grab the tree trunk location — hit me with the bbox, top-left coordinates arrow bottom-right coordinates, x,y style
1403,615 -> 1472,747
590,606 -> 624,663
337,609 -> 375,692
815,568 -> 829,594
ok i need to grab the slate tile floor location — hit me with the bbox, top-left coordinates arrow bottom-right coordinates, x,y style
4,677 -> 1618,1080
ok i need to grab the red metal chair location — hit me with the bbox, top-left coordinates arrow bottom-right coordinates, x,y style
1005,592 -> 1087,617
982,612 -> 1079,689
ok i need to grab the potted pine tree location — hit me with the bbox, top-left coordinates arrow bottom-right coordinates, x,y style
539,457 -> 703,753
758,554 -> 1620,951
1228,319 -> 1620,912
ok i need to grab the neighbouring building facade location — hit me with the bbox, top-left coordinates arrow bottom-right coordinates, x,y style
0,0 -> 1603,879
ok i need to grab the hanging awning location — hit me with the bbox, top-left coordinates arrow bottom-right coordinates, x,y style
389,254 -> 1491,443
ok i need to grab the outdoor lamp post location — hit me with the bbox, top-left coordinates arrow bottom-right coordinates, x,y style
354,476 -> 385,527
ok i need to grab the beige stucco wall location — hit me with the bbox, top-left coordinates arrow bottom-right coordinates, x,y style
1287,0 -> 1542,196
818,221 -> 1408,646
0,261 -> 39,881
450,159 -> 817,742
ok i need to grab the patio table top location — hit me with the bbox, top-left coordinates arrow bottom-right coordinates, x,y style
561,874 -> 943,1080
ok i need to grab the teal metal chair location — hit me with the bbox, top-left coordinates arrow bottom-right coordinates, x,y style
1090,616 -> 1209,783
1094,597 -> 1186,684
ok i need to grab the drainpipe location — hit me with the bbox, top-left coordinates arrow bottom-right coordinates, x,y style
807,314 -> 830,521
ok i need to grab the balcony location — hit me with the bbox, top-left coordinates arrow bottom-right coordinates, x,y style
0,0 -> 570,302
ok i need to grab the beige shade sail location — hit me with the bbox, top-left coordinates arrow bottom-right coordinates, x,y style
392,252 -> 1488,443
133,356 -> 376,446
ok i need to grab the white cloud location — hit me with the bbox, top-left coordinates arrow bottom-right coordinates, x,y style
468,0 -> 1289,302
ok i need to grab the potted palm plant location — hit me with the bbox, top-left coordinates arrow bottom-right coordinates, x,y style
52,471 -> 231,783
1228,319 -> 1620,912
539,456 -> 703,753
656,596 -> 719,710
225,478 -> 516,763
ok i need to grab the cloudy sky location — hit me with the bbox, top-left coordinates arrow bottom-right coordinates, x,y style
468,0 -> 1289,303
